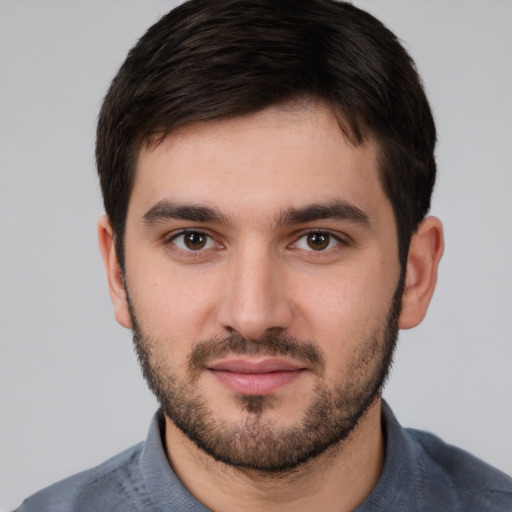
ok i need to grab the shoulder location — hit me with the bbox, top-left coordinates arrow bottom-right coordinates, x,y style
406,427 -> 512,510
15,442 -> 147,512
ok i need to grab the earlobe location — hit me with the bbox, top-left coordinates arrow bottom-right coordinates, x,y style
97,215 -> 132,329
399,216 -> 444,330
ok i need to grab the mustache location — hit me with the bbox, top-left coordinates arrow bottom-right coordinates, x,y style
188,333 -> 325,376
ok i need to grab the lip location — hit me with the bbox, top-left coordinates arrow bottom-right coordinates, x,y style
207,358 -> 306,395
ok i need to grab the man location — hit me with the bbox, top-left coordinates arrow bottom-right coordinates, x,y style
16,0 -> 512,510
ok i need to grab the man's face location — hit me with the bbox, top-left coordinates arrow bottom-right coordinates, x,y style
121,102 -> 403,471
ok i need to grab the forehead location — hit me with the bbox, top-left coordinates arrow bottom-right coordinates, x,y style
130,102 -> 389,227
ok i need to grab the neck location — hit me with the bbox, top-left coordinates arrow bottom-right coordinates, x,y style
163,398 -> 385,512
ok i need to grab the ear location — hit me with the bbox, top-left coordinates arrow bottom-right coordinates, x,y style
399,216 -> 444,330
97,215 -> 132,329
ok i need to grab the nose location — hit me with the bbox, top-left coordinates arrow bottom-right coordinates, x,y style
216,245 -> 293,341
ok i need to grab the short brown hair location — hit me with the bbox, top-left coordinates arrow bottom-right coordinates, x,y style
96,0 -> 436,269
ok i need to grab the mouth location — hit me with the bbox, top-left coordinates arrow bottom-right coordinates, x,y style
206,358 -> 307,395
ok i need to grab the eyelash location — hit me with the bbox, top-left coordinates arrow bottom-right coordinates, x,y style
166,229 -> 347,257
167,229 -> 220,255
291,230 -> 346,253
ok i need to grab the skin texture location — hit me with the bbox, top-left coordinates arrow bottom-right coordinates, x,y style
98,101 -> 444,511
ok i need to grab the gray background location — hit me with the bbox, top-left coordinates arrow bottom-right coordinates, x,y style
1,1 -> 511,509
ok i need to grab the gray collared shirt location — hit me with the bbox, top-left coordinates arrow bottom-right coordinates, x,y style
16,402 -> 512,511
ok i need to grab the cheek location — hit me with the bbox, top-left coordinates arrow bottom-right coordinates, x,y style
292,264 -> 395,351
128,263 -> 220,344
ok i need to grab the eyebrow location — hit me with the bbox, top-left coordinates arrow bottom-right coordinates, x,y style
143,200 -> 231,227
142,199 -> 369,229
278,200 -> 370,228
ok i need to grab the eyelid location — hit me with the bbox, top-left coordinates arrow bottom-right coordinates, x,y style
290,230 -> 347,252
164,228 -> 348,256
167,229 -> 219,252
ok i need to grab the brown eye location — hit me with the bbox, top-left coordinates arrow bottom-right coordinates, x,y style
171,231 -> 214,251
293,231 -> 342,252
184,232 -> 207,250
306,232 -> 330,250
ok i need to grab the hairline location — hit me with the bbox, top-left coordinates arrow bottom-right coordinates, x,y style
114,97 -> 412,271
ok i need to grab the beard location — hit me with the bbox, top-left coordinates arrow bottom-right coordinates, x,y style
128,274 -> 404,474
